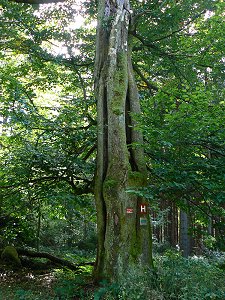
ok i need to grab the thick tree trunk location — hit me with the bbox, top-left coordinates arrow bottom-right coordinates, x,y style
94,0 -> 153,280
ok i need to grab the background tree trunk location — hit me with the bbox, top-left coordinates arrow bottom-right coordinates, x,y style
179,209 -> 192,257
168,201 -> 178,248
94,0 -> 153,280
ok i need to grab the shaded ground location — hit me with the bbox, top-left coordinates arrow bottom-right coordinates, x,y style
0,269 -> 56,299
0,260 -> 95,299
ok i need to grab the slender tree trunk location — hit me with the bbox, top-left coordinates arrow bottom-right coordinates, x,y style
36,200 -> 41,252
94,0 -> 153,280
179,208 -> 192,257
168,201 -> 178,248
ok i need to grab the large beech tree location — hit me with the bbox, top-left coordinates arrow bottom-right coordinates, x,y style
5,0 -> 153,280
94,0 -> 153,279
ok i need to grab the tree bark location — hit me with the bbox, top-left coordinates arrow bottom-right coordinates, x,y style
168,201 -> 178,248
94,0 -> 153,280
179,209 -> 192,257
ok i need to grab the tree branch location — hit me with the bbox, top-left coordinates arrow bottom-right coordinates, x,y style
133,64 -> 159,93
133,64 -> 190,104
0,176 -> 60,189
82,144 -> 97,161
152,10 -> 206,43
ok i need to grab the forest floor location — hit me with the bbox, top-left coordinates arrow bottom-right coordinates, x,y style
0,251 -> 224,299
0,268 -> 56,299
0,260 -> 95,299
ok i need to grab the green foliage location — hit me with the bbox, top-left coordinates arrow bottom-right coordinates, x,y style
0,288 -> 51,300
127,0 -> 225,251
94,280 -> 119,300
139,84 -> 225,249
0,0 -> 97,251
94,253 -> 225,300
53,268 -> 93,300
154,252 -> 225,300
14,289 -> 45,300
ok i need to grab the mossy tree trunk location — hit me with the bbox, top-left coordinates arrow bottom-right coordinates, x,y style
94,0 -> 153,280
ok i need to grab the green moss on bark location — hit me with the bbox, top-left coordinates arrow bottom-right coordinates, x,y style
103,178 -> 118,188
110,52 -> 128,116
128,171 -> 147,187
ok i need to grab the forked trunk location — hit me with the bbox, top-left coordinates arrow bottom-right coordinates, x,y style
94,0 -> 153,280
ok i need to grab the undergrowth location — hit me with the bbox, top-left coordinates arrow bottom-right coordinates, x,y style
0,251 -> 224,299
95,251 -> 225,300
